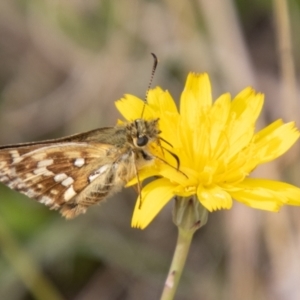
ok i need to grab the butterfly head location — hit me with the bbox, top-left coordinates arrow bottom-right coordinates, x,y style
127,118 -> 161,148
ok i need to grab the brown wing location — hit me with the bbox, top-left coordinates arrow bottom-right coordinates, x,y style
0,136 -> 131,218
0,126 -> 128,150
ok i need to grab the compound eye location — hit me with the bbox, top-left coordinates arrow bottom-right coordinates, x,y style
136,135 -> 149,146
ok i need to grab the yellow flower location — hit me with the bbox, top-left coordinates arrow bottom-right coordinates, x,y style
116,73 -> 300,229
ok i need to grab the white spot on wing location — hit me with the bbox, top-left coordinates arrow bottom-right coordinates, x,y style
33,167 -> 54,176
10,150 -> 23,163
10,167 -> 17,177
74,158 -> 85,167
89,165 -> 110,182
40,196 -> 53,205
61,177 -> 74,187
10,150 -> 19,158
17,182 -> 26,189
0,175 -> 9,182
89,174 -> 99,183
37,159 -> 54,168
31,152 -> 47,161
50,203 -> 60,210
64,185 -> 77,201
25,189 -> 37,198
50,189 -> 59,195
8,179 -> 21,188
13,158 -> 23,164
54,173 -> 68,182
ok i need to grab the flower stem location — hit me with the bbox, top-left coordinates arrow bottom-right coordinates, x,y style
160,227 -> 194,300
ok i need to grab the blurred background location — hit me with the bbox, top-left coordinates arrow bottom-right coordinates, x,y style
1,0 -> 300,299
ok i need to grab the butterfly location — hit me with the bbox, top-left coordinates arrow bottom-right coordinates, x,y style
0,54 -> 173,219
0,118 -> 161,218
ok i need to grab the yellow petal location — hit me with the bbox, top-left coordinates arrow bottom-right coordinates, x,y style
209,93 -> 231,151
197,185 -> 232,211
231,88 -> 264,121
180,73 -> 212,129
178,120 -> 194,164
147,88 -> 178,114
225,90 -> 264,158
253,122 -> 300,163
131,178 -> 174,229
158,112 -> 181,148
115,95 -> 155,120
126,167 -> 160,187
229,178 -> 300,211
158,164 -> 198,187
254,119 -> 284,138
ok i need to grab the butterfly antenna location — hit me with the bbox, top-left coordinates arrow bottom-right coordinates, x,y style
141,53 -> 158,117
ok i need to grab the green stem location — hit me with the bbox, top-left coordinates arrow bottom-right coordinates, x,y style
160,227 -> 194,300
